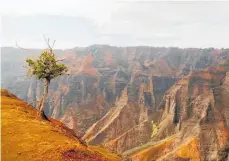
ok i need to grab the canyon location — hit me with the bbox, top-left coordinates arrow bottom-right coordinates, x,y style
2,46 -> 229,161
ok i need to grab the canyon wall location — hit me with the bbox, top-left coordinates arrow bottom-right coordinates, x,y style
2,46 -> 229,160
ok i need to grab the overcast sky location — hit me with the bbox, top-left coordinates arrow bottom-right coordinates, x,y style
1,0 -> 229,49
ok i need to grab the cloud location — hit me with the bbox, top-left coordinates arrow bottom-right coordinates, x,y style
1,1 -> 229,48
2,15 -> 101,48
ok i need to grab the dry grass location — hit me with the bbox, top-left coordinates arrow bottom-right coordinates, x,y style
1,89 -> 121,161
130,136 -> 177,161
176,137 -> 201,161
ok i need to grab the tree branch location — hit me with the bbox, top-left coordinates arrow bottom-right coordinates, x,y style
51,40 -> 56,49
56,58 -> 65,62
42,35 -> 55,55
16,41 -> 29,50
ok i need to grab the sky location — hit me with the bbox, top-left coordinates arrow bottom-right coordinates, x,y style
1,0 -> 229,49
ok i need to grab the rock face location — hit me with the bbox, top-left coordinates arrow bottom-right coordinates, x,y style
2,46 -> 229,160
127,66 -> 229,161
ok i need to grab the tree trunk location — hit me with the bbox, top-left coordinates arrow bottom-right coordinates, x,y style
38,78 -> 50,119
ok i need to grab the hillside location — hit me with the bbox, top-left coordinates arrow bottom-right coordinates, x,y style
1,89 -> 121,161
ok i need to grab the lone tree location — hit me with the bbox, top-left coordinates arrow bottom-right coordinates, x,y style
25,37 -> 67,118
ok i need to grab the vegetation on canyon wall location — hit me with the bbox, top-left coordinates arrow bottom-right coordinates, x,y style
151,120 -> 158,138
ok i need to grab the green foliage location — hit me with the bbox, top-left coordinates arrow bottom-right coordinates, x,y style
26,51 -> 68,81
145,78 -> 150,89
151,120 -> 158,138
